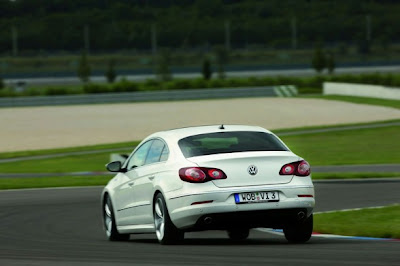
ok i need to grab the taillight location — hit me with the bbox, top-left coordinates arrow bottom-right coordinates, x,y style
279,160 -> 311,177
179,167 -> 227,183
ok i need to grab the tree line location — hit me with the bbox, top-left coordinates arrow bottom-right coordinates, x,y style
0,0 -> 399,53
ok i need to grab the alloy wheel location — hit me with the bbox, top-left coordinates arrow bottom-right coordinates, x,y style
104,203 -> 112,237
155,198 -> 165,240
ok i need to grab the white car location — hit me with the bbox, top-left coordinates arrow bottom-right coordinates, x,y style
102,125 -> 315,244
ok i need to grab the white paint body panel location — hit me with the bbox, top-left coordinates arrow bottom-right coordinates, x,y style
101,125 -> 315,234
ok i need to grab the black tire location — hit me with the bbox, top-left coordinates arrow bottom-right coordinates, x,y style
227,228 -> 250,241
283,214 -> 313,243
154,193 -> 184,245
103,196 -> 130,241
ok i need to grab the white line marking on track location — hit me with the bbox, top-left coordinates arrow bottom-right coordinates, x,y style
314,204 -> 399,214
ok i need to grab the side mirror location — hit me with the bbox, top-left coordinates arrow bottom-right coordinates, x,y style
106,161 -> 124,172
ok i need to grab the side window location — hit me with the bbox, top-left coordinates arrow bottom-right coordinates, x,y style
145,139 -> 165,165
160,144 -> 169,162
127,140 -> 153,170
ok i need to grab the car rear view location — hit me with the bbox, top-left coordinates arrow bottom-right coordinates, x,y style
168,126 -> 314,243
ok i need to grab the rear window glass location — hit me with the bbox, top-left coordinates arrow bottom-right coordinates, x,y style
178,131 -> 288,158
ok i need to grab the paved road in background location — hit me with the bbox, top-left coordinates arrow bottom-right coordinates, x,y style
0,182 -> 398,266
5,65 -> 400,87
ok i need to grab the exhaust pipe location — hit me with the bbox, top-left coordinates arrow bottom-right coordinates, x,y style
297,211 -> 305,220
204,217 -> 212,225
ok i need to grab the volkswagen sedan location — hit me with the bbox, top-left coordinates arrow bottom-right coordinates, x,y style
102,125 -> 315,244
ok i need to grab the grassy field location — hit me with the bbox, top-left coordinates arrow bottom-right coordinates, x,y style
0,119 -> 398,159
0,124 -> 399,172
314,205 -> 400,239
0,125 -> 398,174
303,95 -> 400,110
281,126 -> 400,166
0,121 -> 398,189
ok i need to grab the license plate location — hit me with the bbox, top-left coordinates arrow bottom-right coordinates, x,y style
234,191 -> 279,204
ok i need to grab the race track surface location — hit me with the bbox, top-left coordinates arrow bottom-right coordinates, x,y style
1,182 -> 399,266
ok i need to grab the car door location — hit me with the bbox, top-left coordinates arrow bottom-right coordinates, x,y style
130,139 -> 169,225
114,140 -> 153,226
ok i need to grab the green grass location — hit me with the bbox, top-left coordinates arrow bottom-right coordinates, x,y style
314,205 -> 400,239
281,126 -> 400,166
1,120 -> 398,160
0,176 -> 111,190
0,125 -> 398,174
302,95 -> 400,109
312,172 -> 400,179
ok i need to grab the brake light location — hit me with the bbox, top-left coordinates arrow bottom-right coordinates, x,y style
179,167 -> 227,183
279,160 -> 311,177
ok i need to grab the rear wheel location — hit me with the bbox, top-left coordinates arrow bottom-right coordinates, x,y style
227,228 -> 250,241
283,214 -> 313,243
154,193 -> 184,245
103,196 -> 130,241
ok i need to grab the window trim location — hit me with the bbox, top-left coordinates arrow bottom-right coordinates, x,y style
124,140 -> 153,171
144,138 -> 169,165
124,137 -> 169,171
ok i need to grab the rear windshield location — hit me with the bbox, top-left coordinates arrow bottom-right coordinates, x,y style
178,131 -> 288,158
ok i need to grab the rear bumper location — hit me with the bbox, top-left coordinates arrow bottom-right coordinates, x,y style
191,208 -> 309,231
166,184 -> 315,230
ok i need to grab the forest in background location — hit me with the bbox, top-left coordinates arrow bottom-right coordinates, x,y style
0,0 -> 399,54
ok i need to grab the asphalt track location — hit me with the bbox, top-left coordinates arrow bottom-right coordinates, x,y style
0,182 -> 399,266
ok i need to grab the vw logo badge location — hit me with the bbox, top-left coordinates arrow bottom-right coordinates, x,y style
248,165 -> 258,175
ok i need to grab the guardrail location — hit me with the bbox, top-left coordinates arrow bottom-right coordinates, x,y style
0,86 -> 297,108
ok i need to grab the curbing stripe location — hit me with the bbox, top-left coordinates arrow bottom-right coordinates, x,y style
273,85 -> 298,97
273,86 -> 284,97
287,85 -> 298,96
279,86 -> 291,97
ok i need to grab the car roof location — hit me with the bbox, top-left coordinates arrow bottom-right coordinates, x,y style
147,125 -> 272,142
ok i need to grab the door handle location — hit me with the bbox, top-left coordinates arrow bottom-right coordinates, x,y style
128,181 -> 135,186
148,176 -> 155,181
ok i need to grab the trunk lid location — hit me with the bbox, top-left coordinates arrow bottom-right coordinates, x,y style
187,151 -> 299,188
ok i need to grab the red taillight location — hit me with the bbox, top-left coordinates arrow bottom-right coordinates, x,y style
279,160 -> 311,177
207,169 -> 225,179
179,167 -> 227,183
297,160 -> 311,176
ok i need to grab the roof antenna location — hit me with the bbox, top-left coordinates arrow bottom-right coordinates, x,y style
219,124 -> 225,130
